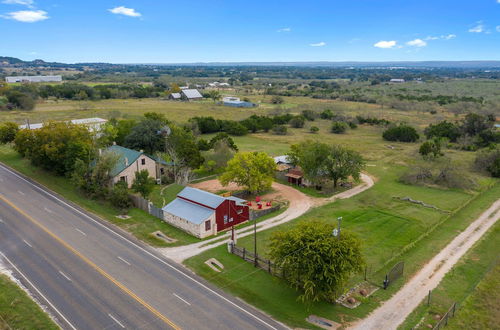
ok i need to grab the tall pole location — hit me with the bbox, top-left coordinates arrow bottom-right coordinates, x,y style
254,217 -> 257,267
337,216 -> 342,240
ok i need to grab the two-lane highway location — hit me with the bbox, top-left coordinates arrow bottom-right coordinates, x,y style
0,163 -> 286,329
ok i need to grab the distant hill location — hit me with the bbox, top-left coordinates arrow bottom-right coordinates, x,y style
2,55 -> 500,69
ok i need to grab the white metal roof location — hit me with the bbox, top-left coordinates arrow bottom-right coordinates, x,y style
181,89 -> 203,99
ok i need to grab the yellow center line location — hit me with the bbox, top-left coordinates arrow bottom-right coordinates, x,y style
0,193 -> 181,330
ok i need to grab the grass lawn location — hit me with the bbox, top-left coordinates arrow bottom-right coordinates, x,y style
0,145 -> 200,247
400,221 -> 500,330
184,163 -> 499,329
148,183 -> 184,208
0,274 -> 58,329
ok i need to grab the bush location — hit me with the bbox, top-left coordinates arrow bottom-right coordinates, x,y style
475,148 -> 500,178
310,126 -> 319,134
301,110 -> 316,121
419,139 -> 444,159
348,122 -> 358,129
320,109 -> 334,120
272,125 -> 288,135
109,181 -> 132,211
270,95 -> 284,104
0,122 -> 19,144
383,124 -> 420,142
331,121 -> 348,134
424,120 -> 461,142
289,116 -> 306,128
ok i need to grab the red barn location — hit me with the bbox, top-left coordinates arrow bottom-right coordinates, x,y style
162,187 -> 249,238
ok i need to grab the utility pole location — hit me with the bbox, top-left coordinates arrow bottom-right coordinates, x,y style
254,217 -> 257,267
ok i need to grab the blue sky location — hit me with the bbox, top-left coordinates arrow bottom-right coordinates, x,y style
1,0 -> 499,63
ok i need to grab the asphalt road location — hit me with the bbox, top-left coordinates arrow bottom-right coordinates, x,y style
0,163 -> 286,330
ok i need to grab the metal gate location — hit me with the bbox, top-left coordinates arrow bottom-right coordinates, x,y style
384,261 -> 404,289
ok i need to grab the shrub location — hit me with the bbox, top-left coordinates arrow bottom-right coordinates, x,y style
424,121 -> 461,142
310,126 -> 319,134
0,122 -> 19,144
331,121 -> 348,134
289,116 -> 306,128
320,109 -> 334,119
475,148 -> 500,178
270,95 -> 284,104
272,124 -> 288,135
419,138 -> 444,159
383,124 -> 420,142
301,110 -> 316,121
109,181 -> 132,211
348,122 -> 358,129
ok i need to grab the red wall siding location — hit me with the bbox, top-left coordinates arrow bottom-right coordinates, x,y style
215,200 -> 249,232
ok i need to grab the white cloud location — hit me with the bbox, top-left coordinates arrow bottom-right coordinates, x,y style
406,38 -> 427,47
310,41 -> 326,47
277,27 -> 291,32
443,34 -> 456,39
2,0 -> 34,7
108,6 -> 141,17
1,9 -> 48,22
374,40 -> 397,49
469,22 -> 485,33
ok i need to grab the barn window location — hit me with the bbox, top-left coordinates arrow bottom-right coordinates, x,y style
141,158 -> 146,165
119,176 -> 127,182
237,209 -> 243,214
229,217 -> 233,222
205,220 -> 211,231
224,215 -> 228,224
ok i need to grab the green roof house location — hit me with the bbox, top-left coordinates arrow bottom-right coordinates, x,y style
103,144 -> 172,188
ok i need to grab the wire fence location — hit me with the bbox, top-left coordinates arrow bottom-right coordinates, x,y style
432,302 -> 457,330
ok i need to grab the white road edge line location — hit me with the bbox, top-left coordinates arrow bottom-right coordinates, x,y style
0,252 -> 77,330
75,228 -> 86,236
173,293 -> 191,306
117,256 -> 131,266
23,239 -> 33,248
44,207 -> 52,213
17,190 -> 25,196
108,314 -> 125,328
0,164 -> 280,330
58,271 -> 72,282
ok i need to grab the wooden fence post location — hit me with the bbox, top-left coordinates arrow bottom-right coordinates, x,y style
427,290 -> 431,306
268,260 -> 271,273
243,247 -> 246,260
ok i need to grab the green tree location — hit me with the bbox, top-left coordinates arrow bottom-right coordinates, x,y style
331,121 -> 348,134
207,90 -> 221,102
287,141 -> 330,187
0,122 -> 19,144
124,118 -> 164,154
424,120 -> 461,142
143,112 -> 170,124
219,152 -> 276,193
461,113 -> 493,136
14,122 -> 93,175
475,148 -> 500,178
132,169 -> 156,199
419,138 -> 444,160
325,145 -> 364,188
269,221 -> 364,302
170,83 -> 181,93
383,124 -> 420,142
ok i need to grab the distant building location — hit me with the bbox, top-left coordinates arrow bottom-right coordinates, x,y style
162,187 -> 249,238
208,81 -> 230,88
19,117 -> 108,133
103,144 -> 171,188
222,96 -> 256,108
181,89 -> 203,101
169,92 -> 182,100
389,79 -> 405,83
5,75 -> 62,83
